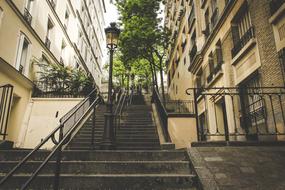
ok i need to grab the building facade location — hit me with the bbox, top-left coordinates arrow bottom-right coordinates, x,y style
0,0 -> 106,145
164,0 -> 285,141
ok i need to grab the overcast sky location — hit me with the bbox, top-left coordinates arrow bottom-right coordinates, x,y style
104,1 -> 120,27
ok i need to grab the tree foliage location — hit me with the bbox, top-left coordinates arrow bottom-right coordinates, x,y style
114,0 -> 169,100
36,63 -> 93,96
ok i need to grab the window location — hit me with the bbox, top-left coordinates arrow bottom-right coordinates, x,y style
45,18 -> 54,49
211,0 -> 219,28
240,74 -> 265,129
231,3 -> 254,57
15,33 -> 30,74
24,0 -> 34,24
64,9 -> 69,30
60,40 -> 66,64
0,7 -> 3,28
203,9 -> 210,37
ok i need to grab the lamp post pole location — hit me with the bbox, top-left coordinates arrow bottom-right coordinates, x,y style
100,23 -> 120,150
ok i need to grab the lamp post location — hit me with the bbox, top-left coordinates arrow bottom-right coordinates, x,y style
100,22 -> 120,150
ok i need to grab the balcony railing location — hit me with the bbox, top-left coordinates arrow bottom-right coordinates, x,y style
269,0 -> 285,15
18,65 -> 24,74
45,37 -> 51,49
231,26 -> 255,57
23,8 -> 32,25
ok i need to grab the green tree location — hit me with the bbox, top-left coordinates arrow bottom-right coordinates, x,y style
115,0 -> 169,103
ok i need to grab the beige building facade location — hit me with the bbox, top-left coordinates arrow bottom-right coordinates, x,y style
0,0 -> 106,146
165,0 -> 285,142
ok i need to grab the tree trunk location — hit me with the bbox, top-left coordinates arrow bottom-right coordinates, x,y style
152,62 -> 159,92
159,58 -> 166,105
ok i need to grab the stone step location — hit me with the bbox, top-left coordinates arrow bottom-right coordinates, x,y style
70,137 -> 160,143
67,146 -> 161,150
0,161 -> 191,175
68,140 -> 160,147
0,150 -> 188,161
79,128 -> 157,133
0,174 -> 197,190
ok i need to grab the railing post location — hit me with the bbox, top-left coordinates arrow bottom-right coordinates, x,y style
193,88 -> 201,141
54,124 -> 64,190
91,103 -> 96,149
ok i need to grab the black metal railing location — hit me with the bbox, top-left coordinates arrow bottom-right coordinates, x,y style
186,87 -> 285,142
152,88 -> 171,142
113,89 -> 128,135
165,100 -> 195,114
231,26 -> 255,57
0,85 -> 13,140
32,80 -> 93,98
19,65 -> 24,74
45,37 -> 51,49
0,89 -> 102,189
23,8 -> 32,24
269,0 -> 285,15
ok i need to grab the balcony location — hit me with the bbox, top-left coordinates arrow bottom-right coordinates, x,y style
231,26 -> 255,58
19,65 -> 24,74
270,0 -> 285,15
45,37 -> 51,49
23,8 -> 32,25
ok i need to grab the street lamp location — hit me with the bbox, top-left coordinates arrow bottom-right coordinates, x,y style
100,22 -> 120,150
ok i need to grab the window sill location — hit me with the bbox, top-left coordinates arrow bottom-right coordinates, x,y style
231,39 -> 256,66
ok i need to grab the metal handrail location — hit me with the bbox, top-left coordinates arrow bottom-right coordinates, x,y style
114,90 -> 128,132
153,88 -> 171,142
0,89 -> 101,189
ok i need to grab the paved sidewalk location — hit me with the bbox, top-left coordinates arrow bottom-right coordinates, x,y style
187,146 -> 285,190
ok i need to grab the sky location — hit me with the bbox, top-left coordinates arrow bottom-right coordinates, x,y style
104,1 -> 120,27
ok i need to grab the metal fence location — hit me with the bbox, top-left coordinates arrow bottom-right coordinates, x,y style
186,87 -> 285,142
32,80 -> 93,98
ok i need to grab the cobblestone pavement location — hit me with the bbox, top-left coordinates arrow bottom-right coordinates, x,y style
187,146 -> 285,190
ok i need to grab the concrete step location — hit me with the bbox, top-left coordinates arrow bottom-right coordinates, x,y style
0,161 -> 191,175
0,150 -> 188,161
0,174 -> 197,190
70,137 -> 160,143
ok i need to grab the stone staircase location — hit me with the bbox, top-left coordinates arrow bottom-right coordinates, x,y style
0,150 -> 197,189
68,94 -> 160,150
0,94 -> 198,189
